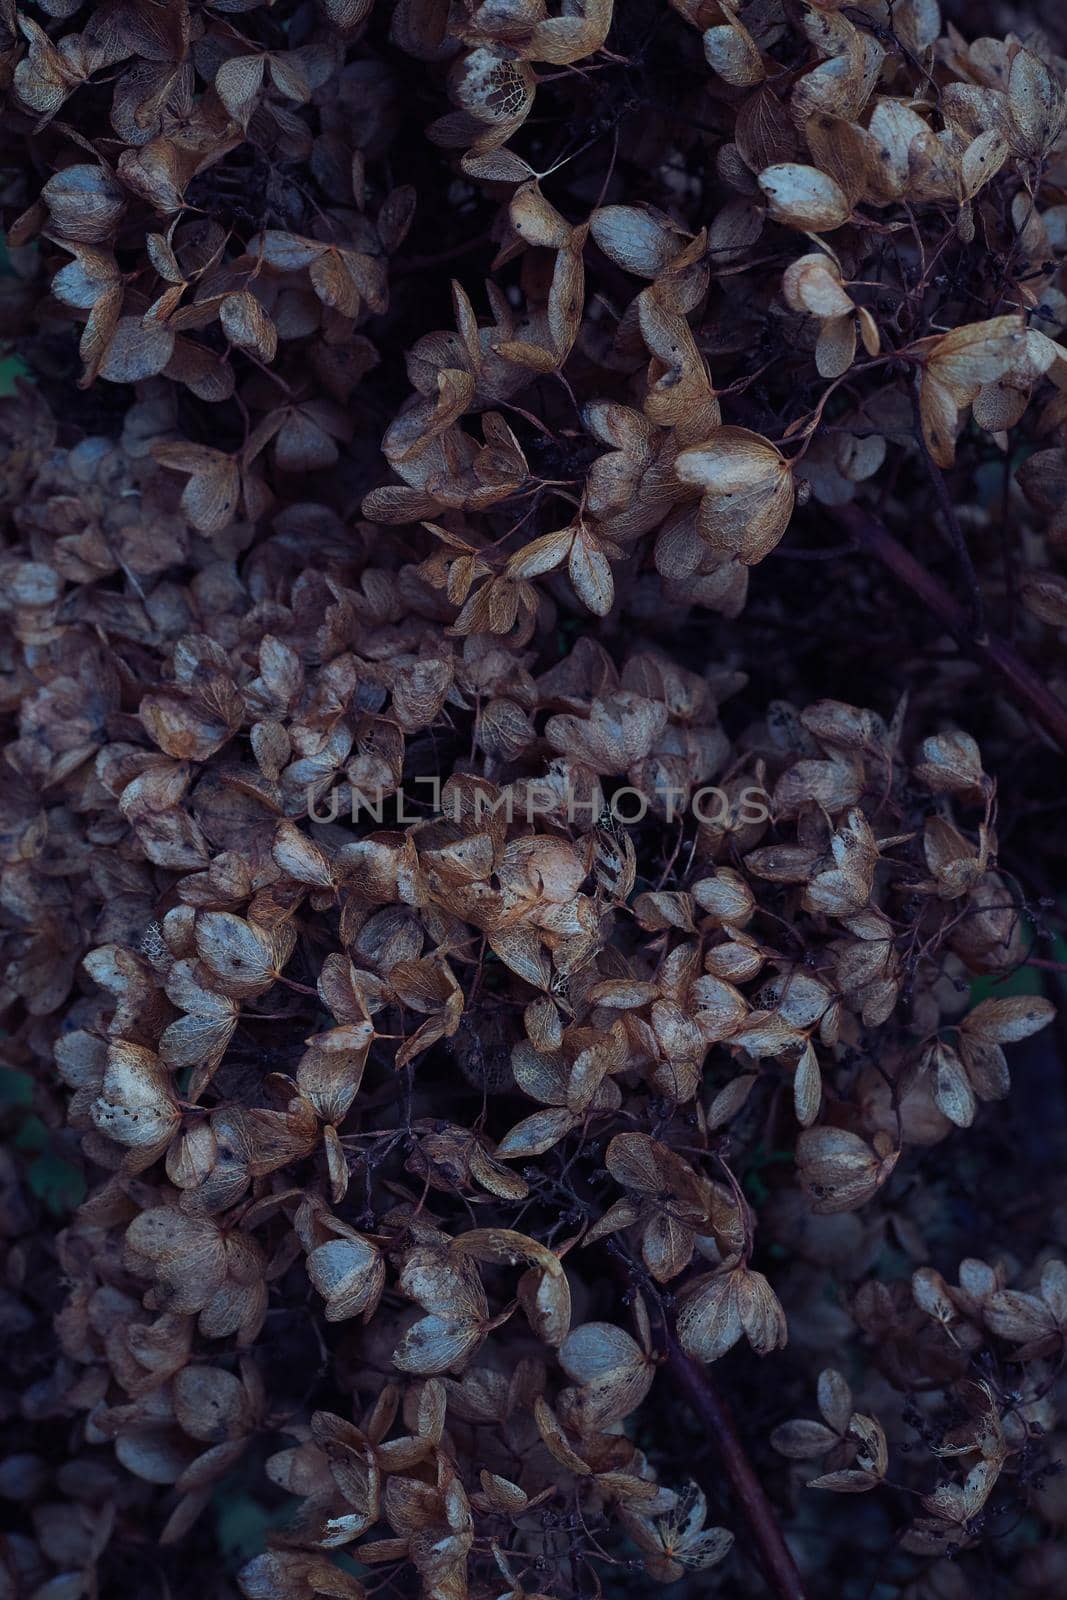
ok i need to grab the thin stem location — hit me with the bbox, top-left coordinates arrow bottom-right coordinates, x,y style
910,374 -> 986,636
830,501 -> 1067,756
778,355 -> 895,455
661,1324 -> 809,1600
275,973 -> 318,995
591,1235 -> 809,1600
593,124 -> 619,211
1001,435 -> 1018,641
394,231 -> 493,276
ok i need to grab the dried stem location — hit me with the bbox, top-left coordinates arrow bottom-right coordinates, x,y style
910,376 -> 986,637
830,501 -> 1067,757
661,1324 -> 810,1600
597,1242 -> 808,1600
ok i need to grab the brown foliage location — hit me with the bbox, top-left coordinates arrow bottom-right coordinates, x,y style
2,2 -> 1067,1598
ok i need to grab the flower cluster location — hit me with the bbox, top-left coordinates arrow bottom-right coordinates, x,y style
2,2 -> 1067,1599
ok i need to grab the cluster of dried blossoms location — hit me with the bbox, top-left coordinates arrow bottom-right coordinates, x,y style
3,0 -> 1067,1597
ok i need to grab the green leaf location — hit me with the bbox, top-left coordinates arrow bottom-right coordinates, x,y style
14,1114 -> 48,1153
28,1151 -> 87,1214
215,1489 -> 271,1565
0,354 -> 26,396
0,1068 -> 33,1107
